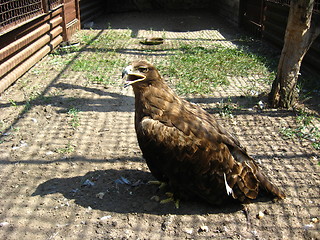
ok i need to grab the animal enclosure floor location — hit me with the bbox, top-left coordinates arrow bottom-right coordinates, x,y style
0,10 -> 319,240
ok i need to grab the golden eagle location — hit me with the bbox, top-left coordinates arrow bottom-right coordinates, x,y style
122,60 -> 285,205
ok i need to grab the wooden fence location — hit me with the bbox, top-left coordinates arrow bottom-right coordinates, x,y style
0,0 -> 80,93
240,0 -> 320,74
263,0 -> 320,72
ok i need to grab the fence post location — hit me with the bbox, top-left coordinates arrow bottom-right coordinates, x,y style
42,0 -> 49,12
61,0 -> 81,42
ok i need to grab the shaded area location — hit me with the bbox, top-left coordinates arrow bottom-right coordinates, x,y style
32,167 -> 245,215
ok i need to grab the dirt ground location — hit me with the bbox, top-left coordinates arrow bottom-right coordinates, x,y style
0,10 -> 319,240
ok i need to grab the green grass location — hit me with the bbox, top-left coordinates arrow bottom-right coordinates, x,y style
48,29 -> 131,87
280,109 -> 320,150
157,44 -> 274,94
66,29 -> 131,86
50,29 -> 275,92
68,107 -> 80,129
218,97 -> 239,118
71,55 -> 126,85
9,99 -> 17,107
76,28 -> 131,49
56,143 -> 75,154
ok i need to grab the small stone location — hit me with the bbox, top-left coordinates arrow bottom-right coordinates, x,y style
258,101 -> 265,110
150,195 -> 160,202
311,217 -> 318,223
31,118 -> 38,123
304,224 -> 314,230
96,192 -> 105,199
100,215 -> 112,221
257,211 -> 264,219
263,209 -> 270,215
198,225 -> 209,232
82,179 -> 95,187
183,228 -> 193,234
0,222 -> 9,227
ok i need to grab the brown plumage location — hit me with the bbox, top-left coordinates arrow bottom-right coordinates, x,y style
122,60 -> 285,205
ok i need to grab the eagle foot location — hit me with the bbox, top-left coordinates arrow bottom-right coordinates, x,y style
160,192 -> 180,209
147,180 -> 167,189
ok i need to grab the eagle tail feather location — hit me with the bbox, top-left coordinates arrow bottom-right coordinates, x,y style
256,171 -> 286,199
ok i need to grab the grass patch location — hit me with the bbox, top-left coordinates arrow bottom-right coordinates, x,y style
9,99 -> 17,107
50,29 -> 275,92
69,29 -> 131,86
71,55 -> 126,85
218,97 -> 239,118
158,44 -> 274,94
56,143 -> 75,154
75,28 -> 131,49
280,109 -> 320,150
68,107 -> 80,129
48,29 -> 131,87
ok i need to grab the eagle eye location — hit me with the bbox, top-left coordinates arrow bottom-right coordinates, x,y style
138,67 -> 148,73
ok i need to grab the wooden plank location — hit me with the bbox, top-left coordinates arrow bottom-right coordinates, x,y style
0,16 -> 62,62
64,1 -> 77,24
65,18 -> 80,41
62,0 -> 80,41
0,36 -> 63,93
0,26 -> 63,78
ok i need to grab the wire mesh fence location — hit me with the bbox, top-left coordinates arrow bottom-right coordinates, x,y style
0,0 -> 44,33
0,0 -> 62,34
48,0 -> 62,10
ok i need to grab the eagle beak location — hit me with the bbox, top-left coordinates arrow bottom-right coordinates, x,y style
122,65 -> 146,88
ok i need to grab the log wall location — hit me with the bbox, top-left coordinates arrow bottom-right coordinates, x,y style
0,0 -> 80,94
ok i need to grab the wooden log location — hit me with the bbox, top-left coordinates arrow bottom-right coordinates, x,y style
0,26 -> 62,78
0,15 -> 62,62
0,35 -> 63,93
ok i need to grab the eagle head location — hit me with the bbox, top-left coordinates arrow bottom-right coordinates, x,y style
122,60 -> 161,88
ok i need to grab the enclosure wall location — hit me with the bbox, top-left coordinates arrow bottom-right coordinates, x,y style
0,0 -> 80,94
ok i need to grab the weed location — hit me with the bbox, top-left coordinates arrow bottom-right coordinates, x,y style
279,109 -> 320,150
56,143 -> 75,154
68,107 -> 80,129
23,101 -> 31,113
77,31 -> 97,45
218,97 -> 238,118
11,126 -> 20,132
9,99 -> 17,107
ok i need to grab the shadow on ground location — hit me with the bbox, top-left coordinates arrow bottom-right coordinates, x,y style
31,157 -> 279,216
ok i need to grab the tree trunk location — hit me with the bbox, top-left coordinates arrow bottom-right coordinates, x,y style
269,0 -> 320,108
